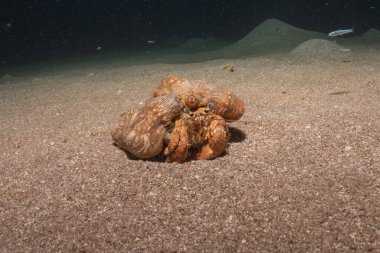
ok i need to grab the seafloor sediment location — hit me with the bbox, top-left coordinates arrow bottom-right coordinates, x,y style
1,20 -> 379,252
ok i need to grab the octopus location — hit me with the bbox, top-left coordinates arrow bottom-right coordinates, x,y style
111,75 -> 245,163
152,75 -> 245,121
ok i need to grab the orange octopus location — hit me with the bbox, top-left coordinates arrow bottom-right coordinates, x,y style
112,75 -> 245,163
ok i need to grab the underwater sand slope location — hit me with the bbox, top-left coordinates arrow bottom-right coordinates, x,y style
174,36 -> 230,52
137,18 -> 363,64
288,39 -> 352,62
143,18 -> 380,63
0,18 -> 379,252
219,18 -> 327,56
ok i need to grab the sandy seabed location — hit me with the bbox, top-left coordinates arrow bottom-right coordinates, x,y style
1,20 -> 379,252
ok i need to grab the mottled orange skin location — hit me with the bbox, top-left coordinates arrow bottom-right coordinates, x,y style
152,75 -> 214,110
152,75 -> 245,121
164,107 -> 229,163
207,88 -> 245,121
111,94 -> 183,159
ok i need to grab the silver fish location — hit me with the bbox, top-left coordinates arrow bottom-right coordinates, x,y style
328,28 -> 354,37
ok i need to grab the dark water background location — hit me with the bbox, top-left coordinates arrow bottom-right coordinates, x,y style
1,0 -> 379,66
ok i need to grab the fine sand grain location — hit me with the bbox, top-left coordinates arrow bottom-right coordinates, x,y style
1,20 -> 379,252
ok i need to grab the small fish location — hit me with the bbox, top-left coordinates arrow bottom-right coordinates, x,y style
328,28 -> 354,37
147,40 -> 156,44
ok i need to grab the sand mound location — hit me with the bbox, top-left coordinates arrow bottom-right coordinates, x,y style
289,39 -> 352,62
131,19 -> 332,63
360,28 -> 380,42
143,37 -> 230,62
0,73 -> 24,85
159,35 -> 188,48
175,37 -> 229,52
221,19 -> 326,56
179,37 -> 227,49
127,19 -> 369,64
